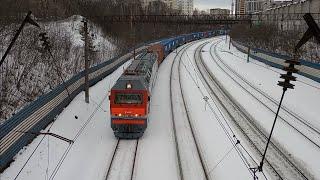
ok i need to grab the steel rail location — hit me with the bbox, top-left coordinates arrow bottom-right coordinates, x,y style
177,41 -> 212,180
104,140 -> 139,180
195,39 -> 309,179
212,41 -> 320,147
195,40 -> 283,179
169,40 -> 211,180
169,43 -> 193,180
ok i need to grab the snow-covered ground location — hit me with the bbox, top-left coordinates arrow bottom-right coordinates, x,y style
201,37 -> 320,178
177,40 -> 254,179
1,36 -> 319,180
0,60 -> 131,180
0,15 -> 116,124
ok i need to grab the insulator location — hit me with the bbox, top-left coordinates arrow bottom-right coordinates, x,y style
285,59 -> 300,65
283,66 -> 299,73
280,74 -> 297,81
278,81 -> 295,89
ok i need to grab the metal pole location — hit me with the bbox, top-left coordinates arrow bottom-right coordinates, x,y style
259,89 -> 286,171
0,11 -> 31,67
133,23 -> 136,60
84,20 -> 89,104
225,30 -> 228,44
229,37 -> 232,50
247,46 -> 251,63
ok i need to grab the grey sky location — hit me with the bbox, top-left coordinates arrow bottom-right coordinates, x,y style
194,0 -> 232,11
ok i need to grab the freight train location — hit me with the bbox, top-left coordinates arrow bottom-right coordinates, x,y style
109,30 -> 225,139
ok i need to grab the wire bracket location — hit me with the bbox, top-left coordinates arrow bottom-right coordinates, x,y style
15,130 -> 74,144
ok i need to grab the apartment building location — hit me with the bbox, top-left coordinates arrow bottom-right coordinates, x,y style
141,0 -> 177,10
177,0 -> 193,15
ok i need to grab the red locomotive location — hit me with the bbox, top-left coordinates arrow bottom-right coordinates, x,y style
109,31 -> 218,139
109,45 -> 164,139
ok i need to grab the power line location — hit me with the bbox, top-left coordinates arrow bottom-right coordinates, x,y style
0,11 -> 40,68
13,122 -> 55,180
49,88 -> 110,180
39,32 -> 72,102
181,42 -> 269,179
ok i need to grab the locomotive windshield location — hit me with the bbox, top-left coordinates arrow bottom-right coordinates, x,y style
115,93 -> 143,104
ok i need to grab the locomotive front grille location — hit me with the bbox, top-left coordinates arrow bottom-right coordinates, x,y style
111,117 -> 147,133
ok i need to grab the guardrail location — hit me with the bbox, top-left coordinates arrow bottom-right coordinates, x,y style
0,40 -> 158,171
231,40 -> 320,83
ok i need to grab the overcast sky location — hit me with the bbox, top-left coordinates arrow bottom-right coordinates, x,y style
194,0 -> 232,11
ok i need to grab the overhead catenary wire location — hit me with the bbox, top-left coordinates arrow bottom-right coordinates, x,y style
12,44 -> 136,180
39,33 -> 73,103
12,35 -> 105,179
181,60 -> 259,176
49,57 -> 137,180
11,36 -> 257,179
208,140 -> 239,174
169,43 -> 197,180
180,41 -> 269,179
49,86 -> 110,180
13,122 -> 56,180
213,39 -> 320,176
181,58 -> 259,178
177,43 -> 211,180
209,39 -> 309,179
8,20 -> 65,180
218,41 -> 320,90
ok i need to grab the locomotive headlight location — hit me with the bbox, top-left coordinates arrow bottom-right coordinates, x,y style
118,113 -> 122,117
135,114 -> 139,117
126,83 -> 132,89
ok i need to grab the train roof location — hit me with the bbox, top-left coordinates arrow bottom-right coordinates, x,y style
124,52 -> 157,76
160,38 -> 175,45
112,51 -> 158,91
112,76 -> 146,90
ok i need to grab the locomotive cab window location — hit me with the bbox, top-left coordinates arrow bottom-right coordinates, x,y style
115,93 -> 143,104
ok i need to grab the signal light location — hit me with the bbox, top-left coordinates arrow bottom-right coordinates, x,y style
126,83 -> 132,89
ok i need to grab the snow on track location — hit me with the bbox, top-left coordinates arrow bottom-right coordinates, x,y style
1,61 -> 132,180
180,39 -> 255,179
105,140 -> 138,180
170,40 -> 208,180
132,46 -> 184,180
202,37 -> 320,178
197,39 -> 302,179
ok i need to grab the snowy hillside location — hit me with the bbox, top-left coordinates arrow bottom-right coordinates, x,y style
0,15 -> 116,124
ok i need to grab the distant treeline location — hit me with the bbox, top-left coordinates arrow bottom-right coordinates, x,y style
0,0 -> 181,18
230,23 -> 320,63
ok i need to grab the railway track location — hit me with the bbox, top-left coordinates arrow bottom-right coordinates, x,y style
104,139 -> 139,180
169,40 -> 211,180
212,40 -> 320,149
103,41 -> 198,180
194,39 -> 311,179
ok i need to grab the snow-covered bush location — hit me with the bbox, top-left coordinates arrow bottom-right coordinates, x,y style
0,15 -> 117,124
